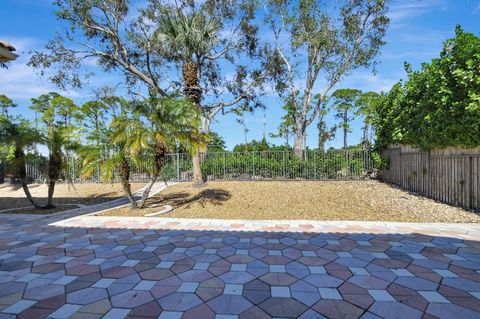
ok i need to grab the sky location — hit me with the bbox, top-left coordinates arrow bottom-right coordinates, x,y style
1,0 -> 479,151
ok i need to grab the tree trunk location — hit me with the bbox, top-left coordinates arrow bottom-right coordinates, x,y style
44,153 -> 61,209
21,180 -> 42,209
293,126 -> 304,158
343,109 -> 348,149
192,154 -> 204,187
138,140 -> 166,208
191,115 -> 210,187
362,124 -> 369,149
183,58 -> 208,187
119,158 -> 137,209
139,175 -> 157,209
14,147 -> 42,209
44,181 -> 56,209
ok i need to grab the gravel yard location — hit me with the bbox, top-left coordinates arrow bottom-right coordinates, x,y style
100,180 -> 480,223
0,182 -> 145,214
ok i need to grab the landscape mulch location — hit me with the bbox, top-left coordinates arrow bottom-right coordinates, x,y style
101,180 -> 480,223
0,183 -> 145,214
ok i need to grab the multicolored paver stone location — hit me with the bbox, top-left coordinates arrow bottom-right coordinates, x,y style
0,208 -> 479,318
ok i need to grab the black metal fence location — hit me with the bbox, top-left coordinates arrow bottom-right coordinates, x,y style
3,149 -> 377,184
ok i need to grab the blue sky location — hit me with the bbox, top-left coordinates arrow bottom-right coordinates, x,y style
1,0 -> 479,150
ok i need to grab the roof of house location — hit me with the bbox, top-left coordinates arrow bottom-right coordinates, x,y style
0,40 -> 16,52
0,40 -> 18,62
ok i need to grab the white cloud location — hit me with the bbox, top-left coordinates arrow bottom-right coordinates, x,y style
388,0 -> 448,25
337,72 -> 402,93
0,36 -> 78,99
473,2 -> 480,14
0,62 -> 79,99
0,36 -> 38,53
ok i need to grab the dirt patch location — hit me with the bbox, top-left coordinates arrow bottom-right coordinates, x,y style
0,183 -> 145,214
100,180 -> 480,223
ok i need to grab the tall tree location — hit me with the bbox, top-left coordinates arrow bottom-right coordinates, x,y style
232,107 -> 251,152
28,0 -> 265,186
0,95 -> 17,118
357,91 -> 383,148
263,0 -> 389,157
271,96 -> 296,148
79,100 -> 109,147
207,132 -> 226,152
331,89 -> 362,149
154,2 -> 265,185
316,97 -> 336,151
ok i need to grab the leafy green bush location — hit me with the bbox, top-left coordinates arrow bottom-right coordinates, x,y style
374,27 -> 480,150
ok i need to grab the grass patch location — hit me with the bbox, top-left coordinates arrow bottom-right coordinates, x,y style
100,180 -> 480,223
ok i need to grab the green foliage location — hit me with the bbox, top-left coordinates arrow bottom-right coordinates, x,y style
233,139 -> 270,152
29,93 -> 80,190
0,95 -> 17,117
0,115 -> 43,183
373,27 -> 480,150
153,150 -> 376,181
79,94 -> 208,181
156,12 -> 221,61
332,89 -> 362,131
196,150 -> 375,180
207,132 -> 226,152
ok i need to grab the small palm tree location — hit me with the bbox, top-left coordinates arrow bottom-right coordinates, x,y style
131,94 -> 208,207
79,95 -> 207,209
0,116 -> 42,208
43,124 -> 78,208
79,113 -> 139,208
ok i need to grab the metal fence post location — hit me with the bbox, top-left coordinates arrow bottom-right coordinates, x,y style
223,152 -> 226,179
72,157 -> 75,182
252,152 -> 255,179
176,153 -> 180,181
345,150 -> 349,178
313,150 -> 317,180
283,151 -> 286,178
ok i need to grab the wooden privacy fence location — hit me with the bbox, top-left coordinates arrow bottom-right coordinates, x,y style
381,146 -> 480,210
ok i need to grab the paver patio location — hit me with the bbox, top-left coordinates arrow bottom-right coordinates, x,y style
0,207 -> 479,318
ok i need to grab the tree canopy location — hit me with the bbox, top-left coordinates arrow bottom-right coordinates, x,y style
262,0 -> 390,156
373,26 -> 480,150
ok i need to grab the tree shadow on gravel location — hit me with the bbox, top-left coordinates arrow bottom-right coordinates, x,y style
154,189 -> 232,208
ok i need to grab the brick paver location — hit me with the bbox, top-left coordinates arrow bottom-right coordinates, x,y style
0,208 -> 479,318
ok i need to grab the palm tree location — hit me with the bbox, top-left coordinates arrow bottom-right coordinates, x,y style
29,93 -> 80,209
156,10 -> 221,186
132,94 -> 208,207
0,116 -> 42,208
79,113 -> 139,209
79,95 -> 207,209
44,125 -> 78,208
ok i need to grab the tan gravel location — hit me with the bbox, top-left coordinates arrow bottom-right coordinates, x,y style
0,183 -> 145,214
101,180 -> 480,223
